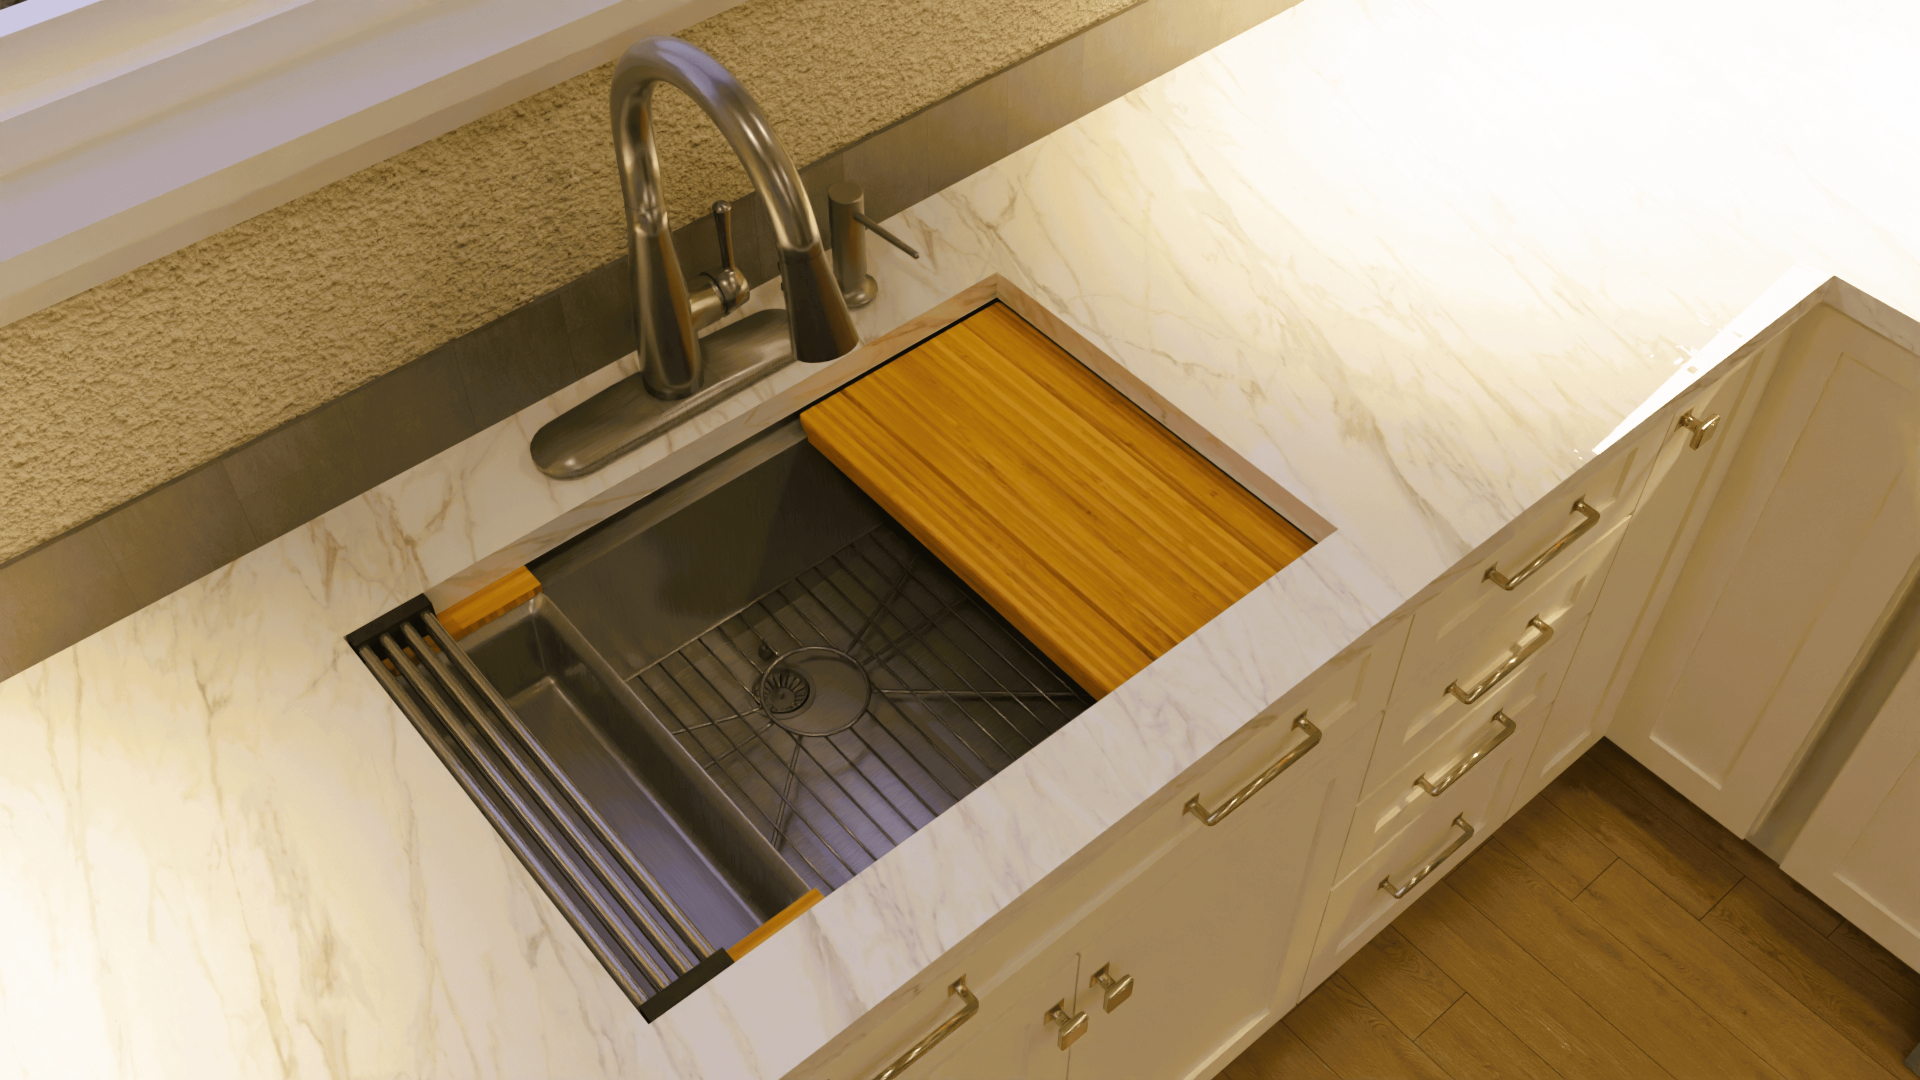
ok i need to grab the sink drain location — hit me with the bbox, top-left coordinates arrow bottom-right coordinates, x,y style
762,669 -> 811,714
757,647 -> 870,737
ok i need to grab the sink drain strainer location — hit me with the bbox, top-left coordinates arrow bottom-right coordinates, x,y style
757,647 -> 870,737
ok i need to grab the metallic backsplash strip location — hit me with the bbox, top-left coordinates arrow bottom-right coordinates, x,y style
0,0 -> 1299,680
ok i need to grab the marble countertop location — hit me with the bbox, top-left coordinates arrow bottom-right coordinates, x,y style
7,1 -> 1920,1076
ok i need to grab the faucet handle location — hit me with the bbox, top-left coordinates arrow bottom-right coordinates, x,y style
851,208 -> 920,260
700,200 -> 749,315
712,200 -> 739,276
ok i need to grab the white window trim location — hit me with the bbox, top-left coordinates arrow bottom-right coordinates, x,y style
0,0 -> 744,327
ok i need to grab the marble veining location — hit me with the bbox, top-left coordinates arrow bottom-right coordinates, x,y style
8,0 -> 1920,1076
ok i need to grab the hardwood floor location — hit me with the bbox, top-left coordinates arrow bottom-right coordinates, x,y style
1223,739 -> 1920,1080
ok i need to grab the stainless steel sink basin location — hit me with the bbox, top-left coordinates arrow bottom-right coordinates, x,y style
356,420 -> 1090,1016
528,421 -> 1092,893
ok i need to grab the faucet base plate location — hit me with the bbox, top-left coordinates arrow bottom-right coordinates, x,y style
532,308 -> 793,480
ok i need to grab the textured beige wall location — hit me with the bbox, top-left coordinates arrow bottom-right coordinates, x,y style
0,0 -> 1136,565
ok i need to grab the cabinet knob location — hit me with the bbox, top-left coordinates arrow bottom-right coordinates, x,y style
1089,963 -> 1134,1012
1043,1001 -> 1089,1051
1678,409 -> 1721,450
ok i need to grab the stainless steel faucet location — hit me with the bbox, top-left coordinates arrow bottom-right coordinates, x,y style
610,36 -> 859,398
529,38 -> 863,479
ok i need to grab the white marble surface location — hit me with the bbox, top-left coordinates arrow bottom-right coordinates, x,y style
7,0 -> 1920,1076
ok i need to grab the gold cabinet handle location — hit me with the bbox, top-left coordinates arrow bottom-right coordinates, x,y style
1089,963 -> 1134,1013
1678,409 -> 1721,450
1379,814 -> 1475,899
1484,498 -> 1600,591
1446,616 -> 1554,705
1184,714 -> 1322,826
871,977 -> 979,1080
1414,711 -> 1516,797
1043,1001 -> 1089,1051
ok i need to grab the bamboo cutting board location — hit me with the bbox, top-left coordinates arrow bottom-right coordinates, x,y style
801,303 -> 1313,697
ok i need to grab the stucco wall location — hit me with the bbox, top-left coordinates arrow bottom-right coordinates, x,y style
0,0 -> 1136,565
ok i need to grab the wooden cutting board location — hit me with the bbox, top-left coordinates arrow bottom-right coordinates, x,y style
801,302 -> 1313,697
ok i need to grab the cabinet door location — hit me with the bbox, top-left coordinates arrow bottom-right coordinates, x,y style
1612,305 -> 1920,835
1781,641 -> 1920,971
1517,351 -> 1761,809
1062,725 -> 1374,1080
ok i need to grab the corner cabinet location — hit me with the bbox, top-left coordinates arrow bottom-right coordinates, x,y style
1607,305 -> 1920,836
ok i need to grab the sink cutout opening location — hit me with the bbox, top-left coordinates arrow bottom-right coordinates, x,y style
346,418 -> 1094,1015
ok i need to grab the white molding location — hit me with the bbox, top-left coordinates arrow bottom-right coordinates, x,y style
0,0 -> 744,328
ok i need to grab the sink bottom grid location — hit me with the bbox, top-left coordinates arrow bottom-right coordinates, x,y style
628,524 -> 1091,893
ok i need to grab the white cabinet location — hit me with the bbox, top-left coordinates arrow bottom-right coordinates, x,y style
1610,306 -> 1920,835
1781,624 -> 1920,971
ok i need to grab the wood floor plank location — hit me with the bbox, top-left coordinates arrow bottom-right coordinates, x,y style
1705,879 -> 1920,1078
1393,882 -> 1672,1080
1418,995 -> 1564,1080
1579,860 -> 1886,1080
1447,840 -> 1780,1079
1220,1020 -> 1340,1080
1232,740 -> 1920,1080
1831,922 -> 1920,1009
1540,753 -> 1740,917
1284,974 -> 1453,1080
1495,792 -> 1617,900
1339,926 -> 1464,1040
1587,740 -> 1843,934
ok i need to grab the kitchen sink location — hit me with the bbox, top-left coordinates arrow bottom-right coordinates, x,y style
354,419 -> 1091,1015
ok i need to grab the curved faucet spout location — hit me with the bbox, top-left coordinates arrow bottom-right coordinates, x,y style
611,37 -> 860,399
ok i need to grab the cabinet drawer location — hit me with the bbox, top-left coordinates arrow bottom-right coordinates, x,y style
1390,431 -> 1654,705
1305,715 -> 1529,989
1337,639 -> 1560,881
1366,520 -> 1623,797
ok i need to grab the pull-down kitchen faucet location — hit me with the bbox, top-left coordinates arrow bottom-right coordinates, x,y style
529,37 -> 863,478
611,36 -> 860,398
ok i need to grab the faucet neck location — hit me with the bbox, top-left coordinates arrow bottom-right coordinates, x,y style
610,38 -> 860,398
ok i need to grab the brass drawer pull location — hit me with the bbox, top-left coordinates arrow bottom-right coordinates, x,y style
1678,409 -> 1721,449
1089,963 -> 1134,1013
1184,714 -> 1322,826
1044,1001 -> 1089,1051
1484,498 -> 1599,591
1415,711 -> 1517,797
1379,814 -> 1475,899
871,977 -> 979,1080
1446,616 -> 1554,705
